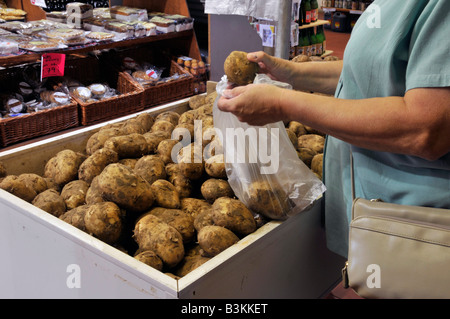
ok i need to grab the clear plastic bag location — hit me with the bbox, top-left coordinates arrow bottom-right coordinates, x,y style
213,74 -> 326,220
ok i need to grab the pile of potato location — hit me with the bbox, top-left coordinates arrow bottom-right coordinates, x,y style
0,88 -> 325,278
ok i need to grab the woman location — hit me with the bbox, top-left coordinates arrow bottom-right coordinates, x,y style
217,0 -> 450,257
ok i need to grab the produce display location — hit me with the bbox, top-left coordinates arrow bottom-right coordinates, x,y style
0,87 -> 325,278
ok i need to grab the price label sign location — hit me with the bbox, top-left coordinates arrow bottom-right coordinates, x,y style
30,0 -> 47,8
41,53 -> 66,81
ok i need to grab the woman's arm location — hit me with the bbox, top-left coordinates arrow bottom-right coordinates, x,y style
217,85 -> 450,161
247,51 -> 343,95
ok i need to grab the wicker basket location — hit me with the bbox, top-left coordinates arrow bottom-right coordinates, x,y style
65,56 -> 144,126
0,103 -> 79,147
124,60 -> 194,109
0,65 -> 79,147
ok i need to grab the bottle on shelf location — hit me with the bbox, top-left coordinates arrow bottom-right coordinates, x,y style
311,0 -> 319,22
303,28 -> 311,56
304,0 -> 312,25
316,25 -> 326,56
309,28 -> 317,56
296,30 -> 305,56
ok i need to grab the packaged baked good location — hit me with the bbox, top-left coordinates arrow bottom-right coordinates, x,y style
88,83 -> 107,98
51,91 -> 70,105
82,17 -> 106,32
0,39 -> 18,55
149,16 -> 176,33
20,40 -> 66,52
71,86 -> 92,101
85,31 -> 115,42
110,6 -> 148,22
0,21 -> 32,32
139,21 -> 157,36
45,28 -> 84,40
45,11 -> 67,24
104,21 -> 134,40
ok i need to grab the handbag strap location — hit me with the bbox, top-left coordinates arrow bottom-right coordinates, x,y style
350,149 -> 356,201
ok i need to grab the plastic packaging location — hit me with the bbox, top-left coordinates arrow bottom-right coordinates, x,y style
213,74 -> 326,220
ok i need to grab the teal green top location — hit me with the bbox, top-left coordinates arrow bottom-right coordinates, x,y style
323,0 -> 450,258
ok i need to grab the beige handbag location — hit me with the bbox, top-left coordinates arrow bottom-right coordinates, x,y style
342,152 -> 450,299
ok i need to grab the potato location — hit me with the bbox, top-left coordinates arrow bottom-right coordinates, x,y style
151,120 -> 175,134
193,208 -> 214,232
201,179 -> 234,203
84,201 -> 124,244
0,175 -> 37,202
174,246 -> 210,277
205,91 -> 218,105
60,204 -> 90,232
197,225 -> 239,257
188,94 -> 207,110
118,158 -> 138,169
17,173 -> 48,195
151,179 -> 180,209
203,138 -> 224,160
97,163 -> 154,213
178,109 -> 196,125
210,197 -> 256,236
148,208 -> 195,244
172,123 -> 194,143
304,125 -> 325,136
86,127 -> 123,155
165,164 -> 192,198
181,197 -> 212,219
134,155 -> 166,185
286,128 -> 298,150
32,189 -> 66,217
120,118 -> 147,135
297,147 -> 317,168
292,54 -> 310,63
61,180 -> 89,210
133,213 -> 185,268
311,153 -> 324,180
134,250 -> 163,271
246,180 -> 291,220
205,154 -> 226,178
134,113 -> 155,132
103,133 -> 148,158
156,139 -> 179,164
224,51 -> 259,86
297,134 -> 325,154
177,143 -> 204,180
85,176 -> 104,205
288,121 -> 307,136
44,150 -> 87,187
155,111 -> 180,126
143,130 -> 172,153
78,148 -> 119,184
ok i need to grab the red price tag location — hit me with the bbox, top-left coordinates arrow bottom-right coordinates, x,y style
41,53 -> 66,81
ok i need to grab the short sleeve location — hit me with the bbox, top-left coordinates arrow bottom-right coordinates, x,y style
406,0 -> 450,91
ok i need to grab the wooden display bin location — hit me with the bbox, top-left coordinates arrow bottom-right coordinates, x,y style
0,95 -> 345,298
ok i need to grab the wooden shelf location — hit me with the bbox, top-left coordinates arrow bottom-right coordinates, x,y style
0,30 -> 197,68
321,7 -> 364,15
0,0 -> 201,68
299,19 -> 330,30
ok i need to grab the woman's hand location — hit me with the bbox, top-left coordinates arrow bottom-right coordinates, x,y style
247,51 -> 293,85
217,83 -> 286,126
